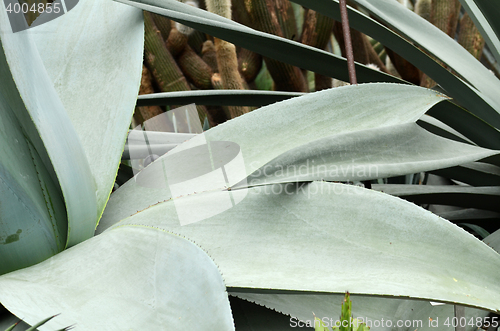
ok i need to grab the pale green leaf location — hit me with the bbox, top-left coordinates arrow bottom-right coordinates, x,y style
97,83 -> 449,232
0,226 -> 234,330
241,123 -> 497,187
0,7 -> 96,262
141,92 -> 500,150
31,0 -> 144,221
104,181 -> 500,311
231,227 -> 500,330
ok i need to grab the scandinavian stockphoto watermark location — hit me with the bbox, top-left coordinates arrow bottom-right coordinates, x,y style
246,159 -> 379,188
249,160 -> 380,181
290,316 -> 499,329
290,316 -> 422,329
3,0 -> 77,33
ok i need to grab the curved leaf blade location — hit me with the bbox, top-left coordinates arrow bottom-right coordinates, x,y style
97,83 -> 448,231
201,84 -> 447,187
139,92 -> 500,151
0,7 -> 96,252
242,123 -> 497,187
104,181 -> 500,311
31,0 -> 144,221
0,226 -> 234,330
231,230 -> 500,330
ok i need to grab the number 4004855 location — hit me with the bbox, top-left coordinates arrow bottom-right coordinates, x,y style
5,2 -> 61,14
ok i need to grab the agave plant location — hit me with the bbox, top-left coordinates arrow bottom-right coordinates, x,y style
0,0 -> 499,329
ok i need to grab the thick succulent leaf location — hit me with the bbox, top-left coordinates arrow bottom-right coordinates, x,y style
97,83 -> 447,231
124,126 -> 498,187
231,232 -> 500,330
181,85 -> 447,175
0,9 -> 96,254
138,90 -> 500,152
0,226 -> 234,330
290,0 -> 500,129
137,90 -> 304,107
458,0 -> 500,65
96,163 -> 171,233
115,0 -> 402,85
137,90 -> 500,149
103,181 -> 500,311
138,92 -> 500,151
372,184 -> 500,211
241,123 -> 497,187
31,0 -> 144,220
